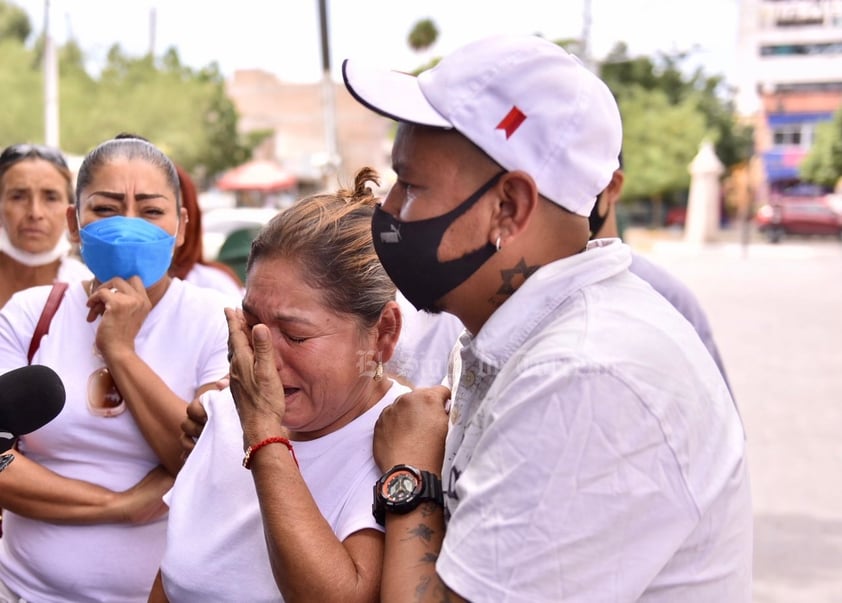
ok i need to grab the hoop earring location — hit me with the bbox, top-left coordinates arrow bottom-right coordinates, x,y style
373,361 -> 384,381
495,236 -> 502,252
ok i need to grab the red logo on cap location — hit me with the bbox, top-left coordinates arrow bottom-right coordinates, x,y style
496,107 -> 526,139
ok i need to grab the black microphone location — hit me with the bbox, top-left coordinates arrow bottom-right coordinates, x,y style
0,365 -> 66,454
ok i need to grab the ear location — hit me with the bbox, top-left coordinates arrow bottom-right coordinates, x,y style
175,206 -> 188,248
373,300 -> 402,364
488,170 -> 538,247
601,169 -> 625,208
66,205 -> 81,244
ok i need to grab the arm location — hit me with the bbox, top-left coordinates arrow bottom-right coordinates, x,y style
0,451 -> 172,524
87,277 -> 215,475
372,387 -> 466,602
225,307 -> 382,603
147,570 -> 170,603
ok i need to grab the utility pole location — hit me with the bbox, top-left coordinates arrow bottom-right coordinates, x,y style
148,7 -> 157,57
318,0 -> 340,184
43,0 -> 59,147
580,0 -> 594,73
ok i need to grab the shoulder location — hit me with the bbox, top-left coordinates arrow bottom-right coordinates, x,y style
184,264 -> 244,298
3,284 -> 55,315
169,277 -> 241,310
629,252 -> 713,332
58,256 -> 93,282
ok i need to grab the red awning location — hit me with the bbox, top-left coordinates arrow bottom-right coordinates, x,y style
217,160 -> 297,192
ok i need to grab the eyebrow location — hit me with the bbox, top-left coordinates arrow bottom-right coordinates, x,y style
87,191 -> 170,202
4,186 -> 63,196
241,301 -> 315,326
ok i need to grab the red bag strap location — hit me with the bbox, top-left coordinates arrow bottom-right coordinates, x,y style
27,281 -> 69,365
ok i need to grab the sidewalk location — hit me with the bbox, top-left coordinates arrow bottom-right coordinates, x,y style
632,230 -> 842,603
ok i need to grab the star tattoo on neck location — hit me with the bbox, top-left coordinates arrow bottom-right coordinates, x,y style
489,258 -> 541,306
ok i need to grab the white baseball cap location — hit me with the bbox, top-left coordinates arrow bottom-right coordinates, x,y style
342,34 -> 623,217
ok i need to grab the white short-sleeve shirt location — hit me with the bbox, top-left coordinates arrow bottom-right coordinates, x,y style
438,239 -> 752,602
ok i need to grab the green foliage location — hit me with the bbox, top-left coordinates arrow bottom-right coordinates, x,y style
0,9 -> 259,180
599,42 -> 753,207
0,0 -> 30,43
0,39 -> 43,142
800,106 -> 842,188
601,43 -> 753,167
408,18 -> 438,52
619,87 -> 707,199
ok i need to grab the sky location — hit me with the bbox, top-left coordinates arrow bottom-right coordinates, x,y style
14,0 -> 742,87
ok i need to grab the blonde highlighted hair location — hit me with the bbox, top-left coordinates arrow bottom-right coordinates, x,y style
247,167 -> 395,327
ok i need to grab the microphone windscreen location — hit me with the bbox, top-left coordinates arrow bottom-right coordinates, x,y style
0,365 -> 66,453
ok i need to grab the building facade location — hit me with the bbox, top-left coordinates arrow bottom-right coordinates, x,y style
736,0 -> 842,193
225,69 -> 394,196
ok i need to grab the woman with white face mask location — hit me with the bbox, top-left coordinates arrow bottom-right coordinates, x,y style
0,134 -> 231,603
0,144 -> 92,308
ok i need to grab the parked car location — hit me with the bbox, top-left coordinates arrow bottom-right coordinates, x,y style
755,195 -> 842,243
201,207 -> 280,260
664,207 -> 687,228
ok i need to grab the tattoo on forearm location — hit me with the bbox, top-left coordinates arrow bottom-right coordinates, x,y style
419,552 -> 438,565
415,575 -> 432,601
415,571 -> 462,603
404,523 -> 434,543
420,501 -> 439,517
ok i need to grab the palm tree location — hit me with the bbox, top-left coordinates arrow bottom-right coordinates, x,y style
408,18 -> 438,53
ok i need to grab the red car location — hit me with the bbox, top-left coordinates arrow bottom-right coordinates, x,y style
755,195 -> 842,243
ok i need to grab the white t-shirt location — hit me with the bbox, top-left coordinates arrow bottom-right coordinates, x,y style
629,251 -> 732,394
56,255 -> 93,283
183,263 -> 244,301
0,278 -> 231,603
160,380 -> 410,603
388,291 -> 464,387
438,239 -> 752,603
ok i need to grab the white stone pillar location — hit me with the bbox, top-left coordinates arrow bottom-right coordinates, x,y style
685,140 -> 724,244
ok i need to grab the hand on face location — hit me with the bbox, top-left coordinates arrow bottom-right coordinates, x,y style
225,307 -> 288,445
373,385 -> 451,474
86,275 -> 151,358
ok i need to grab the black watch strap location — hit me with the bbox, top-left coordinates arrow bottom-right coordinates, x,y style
373,465 -> 444,526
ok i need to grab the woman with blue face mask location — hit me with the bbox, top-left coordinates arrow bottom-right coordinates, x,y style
0,134 -> 231,603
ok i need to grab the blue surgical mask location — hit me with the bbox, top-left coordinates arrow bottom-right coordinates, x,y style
79,216 -> 177,288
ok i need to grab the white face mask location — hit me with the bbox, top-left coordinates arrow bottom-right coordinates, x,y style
0,227 -> 71,267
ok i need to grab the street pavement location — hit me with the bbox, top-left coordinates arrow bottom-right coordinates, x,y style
628,228 -> 842,603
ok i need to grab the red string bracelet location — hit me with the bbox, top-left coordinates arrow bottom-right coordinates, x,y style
242,436 -> 299,470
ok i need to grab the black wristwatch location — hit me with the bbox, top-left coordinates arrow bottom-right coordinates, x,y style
373,464 -> 444,526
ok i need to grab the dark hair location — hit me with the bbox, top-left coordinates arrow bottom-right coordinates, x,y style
75,133 -> 181,210
0,143 -> 75,204
247,167 -> 394,328
169,164 -> 242,286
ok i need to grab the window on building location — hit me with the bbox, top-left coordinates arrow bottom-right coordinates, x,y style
760,42 -> 842,56
771,123 -> 819,147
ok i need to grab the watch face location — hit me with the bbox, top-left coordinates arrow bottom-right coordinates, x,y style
381,468 -> 419,503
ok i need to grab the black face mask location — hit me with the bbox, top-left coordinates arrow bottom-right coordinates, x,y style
588,196 -> 608,239
372,171 -> 505,313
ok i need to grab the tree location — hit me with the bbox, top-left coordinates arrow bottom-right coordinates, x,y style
800,106 -> 842,189
594,42 -> 753,225
0,0 -> 30,43
619,86 -> 707,223
408,18 -> 438,53
600,43 -> 753,173
0,30 -> 261,180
